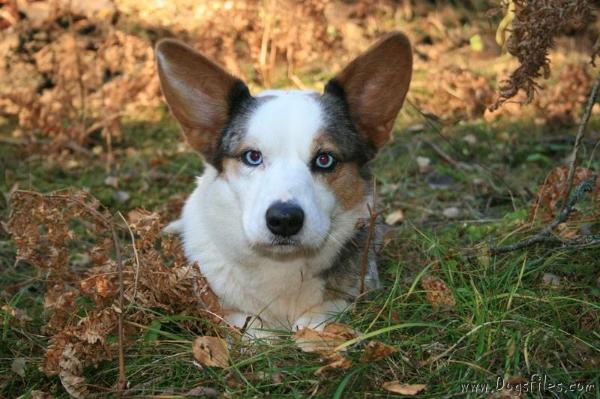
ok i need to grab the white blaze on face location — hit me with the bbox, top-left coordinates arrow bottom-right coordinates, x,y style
227,90 -> 336,248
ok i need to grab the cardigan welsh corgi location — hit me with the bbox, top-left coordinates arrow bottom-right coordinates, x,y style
156,32 -> 412,334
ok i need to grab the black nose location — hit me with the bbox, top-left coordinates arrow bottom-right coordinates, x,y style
266,201 -> 304,237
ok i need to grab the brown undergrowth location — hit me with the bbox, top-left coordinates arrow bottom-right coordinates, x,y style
6,189 -> 221,397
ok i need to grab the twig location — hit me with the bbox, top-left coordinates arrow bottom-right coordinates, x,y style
359,180 -> 378,294
110,220 -> 127,396
490,177 -> 597,255
420,137 -> 474,171
561,75 -> 600,212
118,212 -> 140,306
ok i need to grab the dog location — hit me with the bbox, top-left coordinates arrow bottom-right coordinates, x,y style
156,32 -> 412,334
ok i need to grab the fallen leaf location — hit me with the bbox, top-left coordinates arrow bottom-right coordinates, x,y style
531,166 -> 598,222
27,391 -> 53,399
416,156 -> 432,174
542,273 -> 561,287
184,386 -> 219,398
385,210 -> 405,226
421,276 -> 456,309
113,190 -> 130,203
104,176 -> 118,188
294,329 -> 344,354
556,222 -> 579,239
80,275 -> 117,300
59,344 -> 88,399
11,357 -> 26,377
314,353 -> 352,376
2,305 -> 32,322
442,207 -> 460,219
323,323 -> 357,340
463,133 -> 478,145
192,336 -> 230,368
360,340 -> 397,362
294,323 -> 356,354
382,381 -> 427,395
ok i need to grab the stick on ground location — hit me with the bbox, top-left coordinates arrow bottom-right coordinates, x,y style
490,177 -> 597,255
560,75 -> 600,212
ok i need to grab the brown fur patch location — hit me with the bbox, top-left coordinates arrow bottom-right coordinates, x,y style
312,134 -> 340,155
323,162 -> 366,210
220,158 -> 241,178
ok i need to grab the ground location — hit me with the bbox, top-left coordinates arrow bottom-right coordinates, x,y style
1,2 -> 600,398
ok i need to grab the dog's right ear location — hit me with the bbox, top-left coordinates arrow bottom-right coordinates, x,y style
155,39 -> 251,160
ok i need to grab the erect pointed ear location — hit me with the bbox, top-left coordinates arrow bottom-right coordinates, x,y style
155,38 -> 252,159
324,32 -> 412,150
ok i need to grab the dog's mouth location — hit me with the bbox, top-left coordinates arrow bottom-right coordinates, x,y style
252,236 -> 321,258
272,237 -> 299,246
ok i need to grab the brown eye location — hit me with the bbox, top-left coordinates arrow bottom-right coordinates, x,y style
242,150 -> 263,166
313,152 -> 336,171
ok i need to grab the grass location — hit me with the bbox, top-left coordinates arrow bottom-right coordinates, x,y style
1,106 -> 599,398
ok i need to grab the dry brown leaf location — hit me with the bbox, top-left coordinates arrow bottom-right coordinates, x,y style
293,324 -> 356,354
2,304 -> 32,322
192,336 -> 230,368
323,323 -> 358,340
183,386 -> 219,398
59,344 -> 89,399
314,353 -> 352,376
360,340 -> 397,362
80,274 -> 117,302
11,357 -> 26,377
421,276 -> 456,309
26,391 -> 53,399
382,381 -> 427,396
531,166 -> 598,223
385,210 -> 405,226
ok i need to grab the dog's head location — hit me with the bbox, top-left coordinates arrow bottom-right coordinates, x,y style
156,33 -> 412,255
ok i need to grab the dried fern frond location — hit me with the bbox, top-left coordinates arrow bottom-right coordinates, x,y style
491,0 -> 596,111
6,190 -> 222,394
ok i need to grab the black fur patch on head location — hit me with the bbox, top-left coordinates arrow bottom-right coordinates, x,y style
211,80 -> 257,171
321,79 -> 377,180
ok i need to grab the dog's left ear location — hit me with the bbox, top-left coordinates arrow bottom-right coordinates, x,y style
325,32 -> 412,149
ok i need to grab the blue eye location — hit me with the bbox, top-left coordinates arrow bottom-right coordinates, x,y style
314,153 -> 336,170
242,150 -> 263,166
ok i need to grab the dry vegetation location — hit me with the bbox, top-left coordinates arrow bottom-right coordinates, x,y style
1,0 -> 600,398
6,190 -> 221,397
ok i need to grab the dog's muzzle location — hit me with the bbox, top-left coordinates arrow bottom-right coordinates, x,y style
266,201 -> 304,237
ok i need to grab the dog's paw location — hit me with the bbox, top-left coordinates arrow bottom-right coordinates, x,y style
163,219 -> 184,235
293,314 -> 328,332
293,299 -> 349,332
223,311 -> 275,340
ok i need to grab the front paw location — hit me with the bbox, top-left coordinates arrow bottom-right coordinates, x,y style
293,300 -> 349,331
293,314 -> 329,332
223,311 -> 275,340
